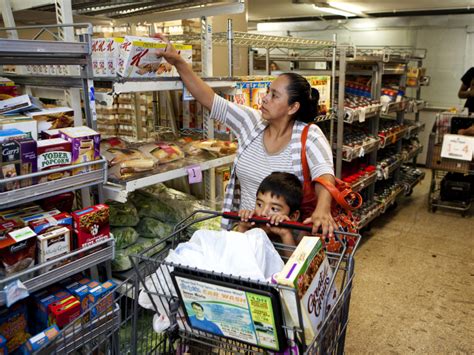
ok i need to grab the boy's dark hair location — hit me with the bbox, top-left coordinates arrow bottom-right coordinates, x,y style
257,172 -> 303,214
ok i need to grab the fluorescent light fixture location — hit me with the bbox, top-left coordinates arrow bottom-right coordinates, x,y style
328,1 -> 365,16
313,5 -> 356,17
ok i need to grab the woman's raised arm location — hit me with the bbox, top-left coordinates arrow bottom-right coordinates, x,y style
155,33 -> 215,110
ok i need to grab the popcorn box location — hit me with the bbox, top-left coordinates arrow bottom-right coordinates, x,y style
59,126 -> 100,175
118,36 -> 172,78
276,237 -> 338,344
37,226 -> 71,264
72,204 -> 110,249
36,138 -> 72,183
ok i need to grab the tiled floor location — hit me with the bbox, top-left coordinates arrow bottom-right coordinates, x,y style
345,170 -> 473,354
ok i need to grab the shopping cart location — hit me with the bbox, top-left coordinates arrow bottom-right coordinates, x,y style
426,112 -> 474,216
129,210 -> 361,354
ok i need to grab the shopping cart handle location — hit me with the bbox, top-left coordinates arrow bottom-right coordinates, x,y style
222,211 -> 313,232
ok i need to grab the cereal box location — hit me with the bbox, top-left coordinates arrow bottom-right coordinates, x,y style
0,117 -> 37,140
276,237 -> 338,344
37,226 -> 71,264
28,212 -> 72,235
0,227 -> 36,277
172,43 -> 192,76
32,289 -> 69,331
86,280 -> 116,319
72,204 -> 110,249
0,140 -> 21,191
0,302 -> 29,353
106,37 -> 120,77
23,324 -> 60,354
59,126 -> 100,175
234,82 -> 251,106
92,38 -> 107,77
71,284 -> 90,318
118,36 -> 172,78
250,81 -> 270,110
15,138 -> 37,188
36,138 -> 72,183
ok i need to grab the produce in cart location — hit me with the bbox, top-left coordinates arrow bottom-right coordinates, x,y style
111,226 -> 139,249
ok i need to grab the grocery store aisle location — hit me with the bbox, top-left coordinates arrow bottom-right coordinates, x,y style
345,169 -> 473,354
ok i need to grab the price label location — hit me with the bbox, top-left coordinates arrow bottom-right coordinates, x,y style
441,134 -> 474,161
187,165 -> 202,184
183,84 -> 195,101
359,107 -> 366,123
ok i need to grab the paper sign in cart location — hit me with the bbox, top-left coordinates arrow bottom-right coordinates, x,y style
441,134 -> 474,161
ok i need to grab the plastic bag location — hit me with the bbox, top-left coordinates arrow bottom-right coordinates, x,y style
138,228 -> 284,330
136,217 -> 173,239
109,201 -> 139,227
111,227 -> 139,249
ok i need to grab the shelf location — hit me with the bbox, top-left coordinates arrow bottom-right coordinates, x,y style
344,105 -> 381,124
0,38 -> 89,65
405,99 -> 426,113
104,154 -> 235,202
402,145 -> 423,163
356,206 -> 382,229
378,127 -> 409,148
0,159 -> 107,209
1,74 -> 85,88
339,137 -> 380,162
381,100 -> 407,114
350,172 -> 377,192
375,185 -> 404,213
99,77 -> 238,94
0,238 -> 115,306
377,158 -> 403,180
405,121 -> 425,138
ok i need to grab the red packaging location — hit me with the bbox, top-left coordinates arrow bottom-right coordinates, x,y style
72,204 -> 110,249
48,295 -> 81,328
40,192 -> 75,213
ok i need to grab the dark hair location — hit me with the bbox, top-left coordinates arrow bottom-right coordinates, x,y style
280,72 -> 319,123
257,172 -> 303,214
191,302 -> 203,310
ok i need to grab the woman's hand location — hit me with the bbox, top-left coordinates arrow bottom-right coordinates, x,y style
303,203 -> 337,237
153,33 -> 185,67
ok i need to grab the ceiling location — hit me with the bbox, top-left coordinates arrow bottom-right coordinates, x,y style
249,0 -> 474,22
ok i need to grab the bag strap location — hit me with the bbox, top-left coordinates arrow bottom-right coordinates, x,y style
301,124 -> 362,211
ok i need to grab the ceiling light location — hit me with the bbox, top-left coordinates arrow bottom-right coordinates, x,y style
313,5 -> 356,17
327,1 -> 365,16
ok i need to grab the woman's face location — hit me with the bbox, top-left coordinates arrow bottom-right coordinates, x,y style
261,75 -> 297,122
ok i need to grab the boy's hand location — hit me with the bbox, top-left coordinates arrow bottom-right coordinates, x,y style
264,215 -> 297,247
237,210 -> 256,232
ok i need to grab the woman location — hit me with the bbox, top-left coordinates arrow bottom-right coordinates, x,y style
155,34 -> 337,236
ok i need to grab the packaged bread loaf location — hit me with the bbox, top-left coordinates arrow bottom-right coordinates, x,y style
137,142 -> 184,164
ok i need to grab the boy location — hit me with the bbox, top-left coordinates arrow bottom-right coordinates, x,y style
238,172 -> 303,247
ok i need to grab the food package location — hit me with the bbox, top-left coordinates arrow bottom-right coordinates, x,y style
37,226 -> 71,264
59,126 -> 101,175
0,227 -> 36,277
0,334 -> 6,354
0,219 -> 22,239
103,147 -> 147,166
70,284 -> 90,320
36,138 -> 72,183
92,38 -> 107,77
48,295 -> 81,328
108,201 -> 139,227
39,192 -> 75,213
172,44 -> 193,76
136,217 -> 173,239
130,190 -> 178,223
26,107 -> 74,135
15,138 -> 37,188
72,204 -> 110,249
0,117 -> 38,140
30,288 -> 69,333
192,139 -> 237,156
19,209 -> 61,225
0,128 -> 28,143
137,142 -> 184,164
87,280 -> 117,318
0,139 -> 21,191
28,212 -> 72,235
103,147 -> 155,179
0,302 -> 30,353
275,237 -> 338,344
234,81 -> 251,106
41,129 -> 61,139
112,237 -> 166,272
23,324 -> 60,354
111,226 -> 139,249
100,137 -> 128,152
306,76 -> 331,115
250,81 -> 270,110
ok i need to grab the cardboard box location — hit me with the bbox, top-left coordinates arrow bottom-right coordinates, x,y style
0,219 -> 22,239
23,324 -> 60,354
36,138 -> 72,183
37,226 -> 71,264
28,212 -> 72,235
72,204 -> 110,249
106,38 -> 120,77
234,82 -> 251,106
59,126 -> 100,175
42,129 -> 61,139
72,284 -> 91,317
0,117 -> 37,140
250,81 -> 270,110
276,237 -> 338,344
15,138 -> 37,187
87,280 -> 116,318
0,227 -> 36,277
0,128 -> 27,143
0,139 -> 21,191
92,38 -> 107,77
48,295 -> 81,328
26,107 -> 74,135
0,302 -> 29,353
19,209 -> 61,225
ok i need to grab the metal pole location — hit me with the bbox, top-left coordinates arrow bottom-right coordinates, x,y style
336,46 -> 346,179
330,34 -> 337,146
227,18 -> 233,77
265,48 -> 270,75
249,49 -> 254,76
1,0 -> 18,39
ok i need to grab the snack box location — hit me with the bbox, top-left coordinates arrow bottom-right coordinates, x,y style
23,324 -> 60,354
0,139 -> 21,191
28,212 -> 72,235
118,36 -> 172,78
26,107 -> 74,135
275,236 -> 338,344
234,81 -> 251,106
72,284 -> 91,317
37,226 -> 71,264
72,204 -> 110,249
0,302 -> 29,353
0,128 -> 27,143
0,227 -> 36,277
95,280 -> 117,317
171,43 -> 192,76
0,117 -> 37,140
19,209 -> 61,225
0,334 -> 6,355
15,138 -> 37,188
41,129 -> 60,139
0,203 -> 42,218
0,219 -> 22,239
48,295 -> 81,328
34,289 -> 70,329
36,138 -> 72,183
59,126 -> 100,175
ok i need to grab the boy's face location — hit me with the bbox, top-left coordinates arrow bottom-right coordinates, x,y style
255,191 -> 299,220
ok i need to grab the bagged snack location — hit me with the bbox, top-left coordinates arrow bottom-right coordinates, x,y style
103,147 -> 146,166
112,237 -> 166,272
130,190 -> 177,223
192,139 -> 237,156
136,217 -> 173,239
111,226 -> 139,249
104,147 -> 154,180
109,201 -> 139,227
137,142 -> 184,164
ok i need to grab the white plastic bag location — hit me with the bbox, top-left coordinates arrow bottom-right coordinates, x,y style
138,228 -> 284,331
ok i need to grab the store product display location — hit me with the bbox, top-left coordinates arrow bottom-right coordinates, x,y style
378,119 -> 408,147
337,125 -> 380,161
343,94 -> 382,123
341,161 -> 377,190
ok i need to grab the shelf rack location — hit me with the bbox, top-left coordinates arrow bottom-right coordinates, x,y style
351,172 -> 377,193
